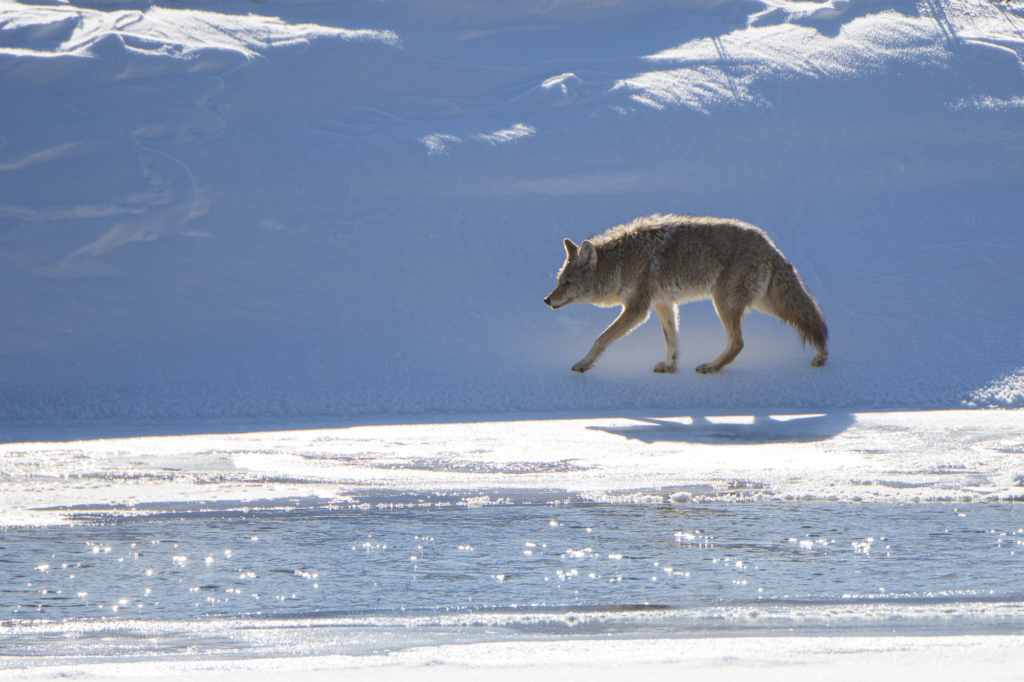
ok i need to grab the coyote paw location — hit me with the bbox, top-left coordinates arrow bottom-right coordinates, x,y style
695,363 -> 721,375
811,354 -> 827,367
653,362 -> 677,374
572,360 -> 593,374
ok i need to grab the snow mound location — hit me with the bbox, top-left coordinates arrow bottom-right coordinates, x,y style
0,4 -> 397,58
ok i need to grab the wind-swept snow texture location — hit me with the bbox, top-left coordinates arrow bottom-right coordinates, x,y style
1,0 -> 1022,421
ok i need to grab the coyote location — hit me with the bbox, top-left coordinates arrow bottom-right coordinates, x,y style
543,214 -> 828,375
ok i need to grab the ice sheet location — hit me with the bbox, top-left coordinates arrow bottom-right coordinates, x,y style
2,410 -> 1022,526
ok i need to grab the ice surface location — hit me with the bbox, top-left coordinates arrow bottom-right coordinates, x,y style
2,410 -> 1022,526
3,428 -> 1024,676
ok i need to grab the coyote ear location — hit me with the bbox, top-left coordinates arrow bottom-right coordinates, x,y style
578,240 -> 597,266
563,238 -> 579,260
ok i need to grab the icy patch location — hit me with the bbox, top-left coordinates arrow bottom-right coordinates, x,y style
476,123 -> 536,145
0,508 -> 72,529
965,367 -> 1024,408
950,96 -> 1024,111
421,124 -> 535,154
421,133 -> 462,154
581,492 -> 666,505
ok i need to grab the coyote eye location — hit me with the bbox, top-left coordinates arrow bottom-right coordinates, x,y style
563,279 -> 572,286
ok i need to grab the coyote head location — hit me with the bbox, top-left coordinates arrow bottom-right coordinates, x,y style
544,238 -> 597,309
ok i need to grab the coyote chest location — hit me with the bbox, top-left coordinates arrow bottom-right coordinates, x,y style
543,214 -> 828,375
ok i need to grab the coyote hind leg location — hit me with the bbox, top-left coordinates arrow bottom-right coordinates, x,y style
653,302 -> 678,374
696,302 -> 745,375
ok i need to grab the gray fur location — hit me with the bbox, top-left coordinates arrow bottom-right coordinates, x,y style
544,214 -> 828,374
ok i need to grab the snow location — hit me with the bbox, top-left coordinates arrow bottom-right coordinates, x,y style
2,0 -> 1024,676
5,635 -> 1024,681
1,0 -> 1022,420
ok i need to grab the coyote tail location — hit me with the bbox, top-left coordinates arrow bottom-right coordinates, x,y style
766,262 -> 828,356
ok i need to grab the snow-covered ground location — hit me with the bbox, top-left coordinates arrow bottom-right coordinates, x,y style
1,0 -> 1023,419
6,636 -> 1024,682
2,0 -> 1024,677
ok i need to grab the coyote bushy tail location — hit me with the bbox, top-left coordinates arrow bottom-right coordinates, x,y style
765,262 -> 828,365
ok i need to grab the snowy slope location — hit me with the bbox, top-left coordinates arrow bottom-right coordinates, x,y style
1,0 -> 1023,422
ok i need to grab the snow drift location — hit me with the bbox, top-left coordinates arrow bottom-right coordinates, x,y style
1,0 -> 1022,422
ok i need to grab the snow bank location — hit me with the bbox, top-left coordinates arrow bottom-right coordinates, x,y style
1,0 -> 1022,421
6,634 -> 1024,682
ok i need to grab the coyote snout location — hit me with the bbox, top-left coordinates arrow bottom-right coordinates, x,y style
545,214 -> 828,375
543,274 -> 575,309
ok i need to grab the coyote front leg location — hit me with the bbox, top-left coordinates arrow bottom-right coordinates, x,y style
572,300 -> 650,373
652,302 -> 679,374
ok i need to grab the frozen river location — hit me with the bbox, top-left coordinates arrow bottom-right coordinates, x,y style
3,496 -> 1024,666
1,410 -> 1023,675
0,411 -> 1015,675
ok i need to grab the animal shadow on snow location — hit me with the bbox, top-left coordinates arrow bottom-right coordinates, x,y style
588,412 -> 856,445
